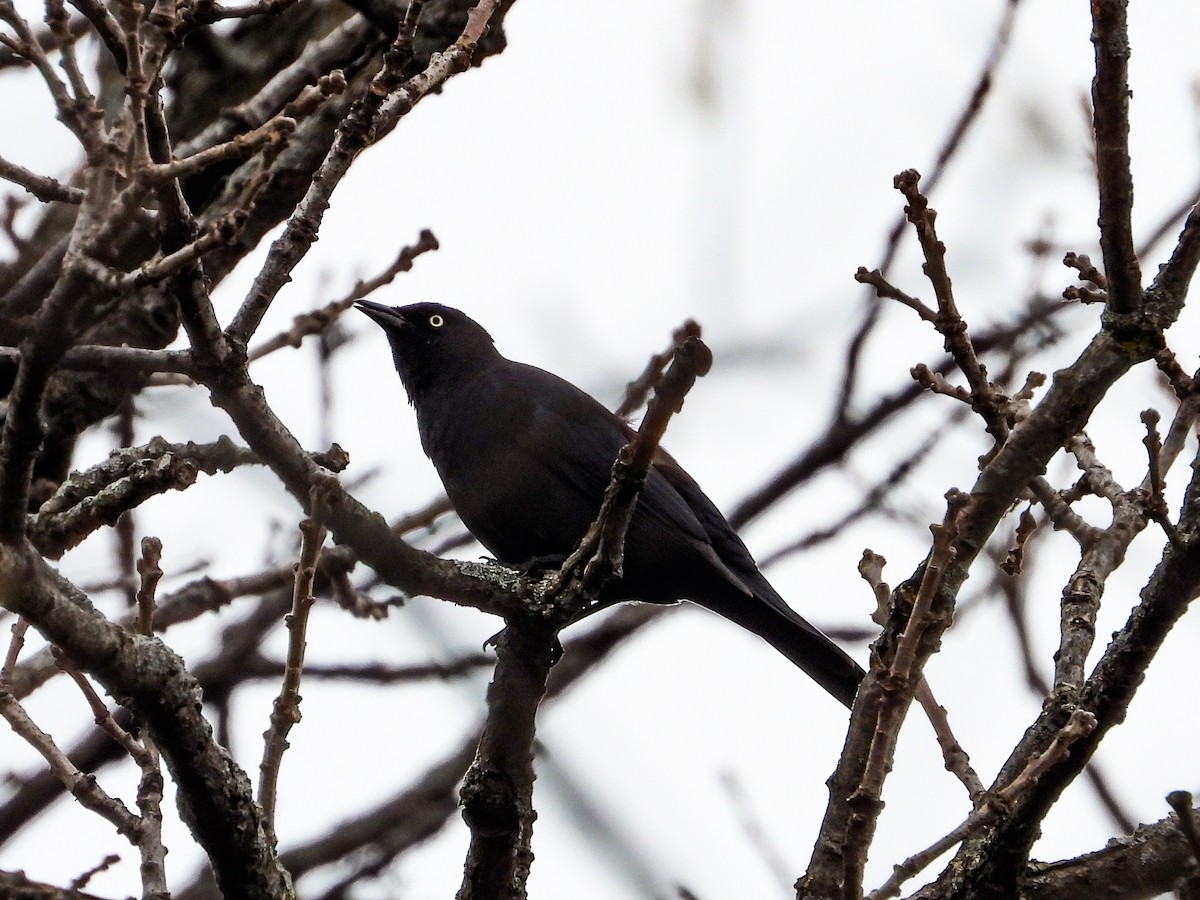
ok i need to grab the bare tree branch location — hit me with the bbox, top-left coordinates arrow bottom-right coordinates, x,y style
1090,0 -> 1142,314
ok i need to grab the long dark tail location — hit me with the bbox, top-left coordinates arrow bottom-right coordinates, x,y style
699,588 -> 865,708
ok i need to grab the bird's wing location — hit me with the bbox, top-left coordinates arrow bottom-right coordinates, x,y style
505,363 -> 730,563
649,449 -> 803,613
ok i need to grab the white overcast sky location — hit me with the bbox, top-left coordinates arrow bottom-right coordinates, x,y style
3,1 -> 1200,898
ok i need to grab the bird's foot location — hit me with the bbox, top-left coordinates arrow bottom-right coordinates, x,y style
515,553 -> 569,577
482,628 -> 501,652
480,627 -> 564,667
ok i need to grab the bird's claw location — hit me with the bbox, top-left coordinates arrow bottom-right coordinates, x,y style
481,628 -> 563,667
513,553 -> 569,577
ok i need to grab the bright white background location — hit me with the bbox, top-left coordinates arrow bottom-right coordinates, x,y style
2,1 -> 1199,897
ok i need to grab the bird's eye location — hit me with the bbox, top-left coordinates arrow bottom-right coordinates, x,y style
429,315 -> 444,328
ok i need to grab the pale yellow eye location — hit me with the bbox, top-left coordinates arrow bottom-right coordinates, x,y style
429,314 -> 444,328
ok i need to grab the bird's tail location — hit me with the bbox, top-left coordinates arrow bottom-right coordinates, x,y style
700,588 -> 865,708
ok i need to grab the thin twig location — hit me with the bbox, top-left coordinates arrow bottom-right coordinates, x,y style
835,0 -> 1022,425
258,517 -> 326,842
248,229 -> 439,363
855,267 -> 937,323
135,537 -> 163,646
889,492 -> 967,683
1089,0 -> 1142,314
893,170 -> 1006,442
131,535 -> 168,897
1140,409 -> 1179,544
81,211 -> 247,292
0,672 -> 142,839
614,319 -> 702,418
2,617 -> 30,683
547,334 -> 713,604
914,679 -> 986,800
186,0 -> 301,24
65,0 -> 126,70
54,650 -> 149,768
0,154 -> 84,204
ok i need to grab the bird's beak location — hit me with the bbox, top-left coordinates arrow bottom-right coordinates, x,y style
356,300 -> 408,330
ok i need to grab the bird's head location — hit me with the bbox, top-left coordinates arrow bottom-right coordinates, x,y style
356,301 -> 498,401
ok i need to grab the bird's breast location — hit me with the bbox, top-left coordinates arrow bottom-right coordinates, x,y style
416,384 -> 572,563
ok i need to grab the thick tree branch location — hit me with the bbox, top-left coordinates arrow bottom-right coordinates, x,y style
0,545 -> 290,898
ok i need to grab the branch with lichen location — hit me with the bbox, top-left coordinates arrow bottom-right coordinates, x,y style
0,544 -> 291,897
31,439 -> 215,558
28,435 -> 349,559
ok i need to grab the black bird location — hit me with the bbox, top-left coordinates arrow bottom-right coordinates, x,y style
358,301 -> 864,708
